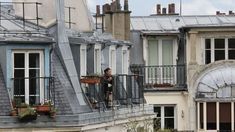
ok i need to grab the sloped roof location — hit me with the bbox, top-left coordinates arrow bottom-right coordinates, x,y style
131,15 -> 235,33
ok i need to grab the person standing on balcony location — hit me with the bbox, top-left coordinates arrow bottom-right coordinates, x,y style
102,68 -> 113,108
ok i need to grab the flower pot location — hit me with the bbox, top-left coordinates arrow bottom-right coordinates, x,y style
10,110 -> 17,116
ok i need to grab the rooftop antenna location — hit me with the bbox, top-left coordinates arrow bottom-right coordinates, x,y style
180,0 -> 182,16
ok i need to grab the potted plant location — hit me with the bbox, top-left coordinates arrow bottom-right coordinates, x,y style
36,100 -> 52,113
49,107 -> 56,118
10,108 -> 17,116
18,106 -> 37,122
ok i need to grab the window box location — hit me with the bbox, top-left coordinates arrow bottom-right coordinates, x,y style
80,76 -> 101,84
36,105 -> 50,113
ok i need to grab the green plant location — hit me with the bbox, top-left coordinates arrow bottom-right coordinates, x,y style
18,107 -> 37,122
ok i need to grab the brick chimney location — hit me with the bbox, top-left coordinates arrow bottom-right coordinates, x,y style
156,4 -> 161,14
102,4 -> 111,14
103,0 -> 131,41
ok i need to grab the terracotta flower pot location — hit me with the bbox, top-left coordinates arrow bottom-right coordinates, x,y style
36,105 -> 50,112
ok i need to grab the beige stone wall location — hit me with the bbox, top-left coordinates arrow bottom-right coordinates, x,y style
186,28 -> 235,131
144,92 -> 188,131
13,0 -> 93,31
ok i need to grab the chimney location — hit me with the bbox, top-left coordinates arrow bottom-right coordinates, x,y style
216,11 -> 220,15
162,8 -> 167,14
156,4 -> 161,14
168,4 -> 172,14
229,11 -> 234,15
103,4 -> 111,14
124,0 -> 129,11
116,0 -> 121,11
96,5 -> 100,15
171,3 -> 175,14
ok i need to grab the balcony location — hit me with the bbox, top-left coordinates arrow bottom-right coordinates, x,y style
80,74 -> 145,111
130,65 -> 187,91
12,77 -> 55,106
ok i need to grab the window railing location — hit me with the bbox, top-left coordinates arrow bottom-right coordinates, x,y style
12,77 -> 55,106
80,74 -> 145,111
130,65 -> 187,89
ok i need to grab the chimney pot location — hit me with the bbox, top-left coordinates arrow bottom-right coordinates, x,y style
162,8 -> 167,14
116,0 -> 121,10
157,4 -> 161,14
96,5 -> 100,15
168,4 -> 172,14
124,0 -> 129,11
171,3 -> 175,14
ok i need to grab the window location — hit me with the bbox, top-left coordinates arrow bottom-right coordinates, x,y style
154,106 -> 175,130
122,49 -> 129,74
94,47 -> 101,74
205,38 -> 235,64
109,46 -> 116,74
13,50 -> 44,105
198,102 -> 232,131
80,45 -> 87,76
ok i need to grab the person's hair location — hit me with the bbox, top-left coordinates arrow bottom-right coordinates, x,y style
104,67 -> 111,74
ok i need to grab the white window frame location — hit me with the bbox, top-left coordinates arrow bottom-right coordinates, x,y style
94,44 -> 101,74
12,50 -> 44,104
204,38 -> 235,64
154,105 -> 176,130
122,46 -> 129,74
80,45 -> 87,76
109,45 -> 116,74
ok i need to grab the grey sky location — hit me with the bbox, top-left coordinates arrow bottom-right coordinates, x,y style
87,0 -> 235,16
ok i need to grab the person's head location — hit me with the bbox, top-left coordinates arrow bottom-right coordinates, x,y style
104,67 -> 112,76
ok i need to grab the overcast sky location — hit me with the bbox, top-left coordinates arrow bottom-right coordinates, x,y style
1,0 -> 234,16
87,0 -> 235,16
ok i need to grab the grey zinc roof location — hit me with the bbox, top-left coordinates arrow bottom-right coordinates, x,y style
131,15 -> 235,32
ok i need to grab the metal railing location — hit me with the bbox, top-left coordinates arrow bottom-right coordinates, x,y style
80,74 -> 145,111
130,65 -> 187,89
12,77 -> 55,106
0,2 -> 42,31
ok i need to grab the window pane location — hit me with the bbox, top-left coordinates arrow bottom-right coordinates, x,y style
29,69 -> 40,105
215,39 -> 225,48
14,53 -> 25,68
165,107 -> 174,117
14,70 -> 25,103
229,39 -> 235,48
205,39 -> 211,49
148,40 -> 158,65
215,50 -> 225,61
220,103 -> 231,131
165,118 -> 174,129
29,53 -> 40,68
207,102 -> 216,130
200,103 -> 204,129
154,107 -> 161,117
229,50 -> 235,59
162,40 -> 173,65
205,50 -> 211,64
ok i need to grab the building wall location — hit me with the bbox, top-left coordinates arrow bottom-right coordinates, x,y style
130,31 -> 144,65
145,92 -> 189,131
186,28 -> 235,131
13,0 -> 93,31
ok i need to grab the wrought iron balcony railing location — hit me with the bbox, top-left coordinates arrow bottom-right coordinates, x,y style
130,65 -> 187,90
